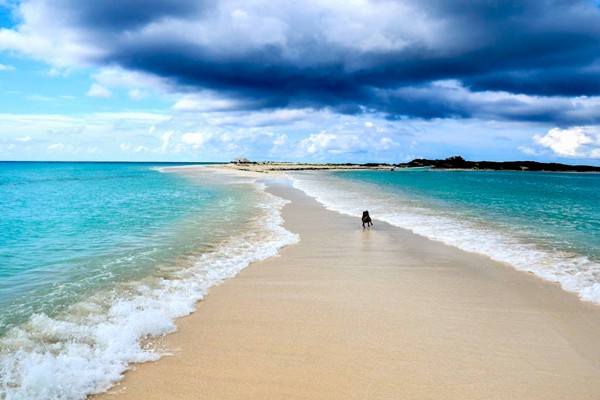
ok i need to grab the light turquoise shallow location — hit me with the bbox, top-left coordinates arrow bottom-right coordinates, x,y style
0,162 -> 298,400
292,168 -> 600,304
337,169 -> 599,260
0,162 -> 249,334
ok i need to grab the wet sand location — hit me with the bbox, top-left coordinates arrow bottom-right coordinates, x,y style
96,176 -> 600,400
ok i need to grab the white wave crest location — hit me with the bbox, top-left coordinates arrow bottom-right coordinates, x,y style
0,185 -> 298,400
291,172 -> 600,305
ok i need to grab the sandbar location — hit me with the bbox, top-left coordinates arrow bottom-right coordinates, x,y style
216,161 -> 389,174
95,173 -> 600,399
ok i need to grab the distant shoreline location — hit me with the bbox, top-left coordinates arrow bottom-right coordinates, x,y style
220,157 -> 600,173
1,159 -> 598,172
401,156 -> 600,172
217,161 -> 387,174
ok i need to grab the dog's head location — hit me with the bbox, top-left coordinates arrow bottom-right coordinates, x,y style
362,210 -> 369,217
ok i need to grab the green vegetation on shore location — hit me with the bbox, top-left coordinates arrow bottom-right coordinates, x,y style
400,156 -> 600,172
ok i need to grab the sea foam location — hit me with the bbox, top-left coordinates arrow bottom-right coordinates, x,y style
0,181 -> 298,400
291,172 -> 600,305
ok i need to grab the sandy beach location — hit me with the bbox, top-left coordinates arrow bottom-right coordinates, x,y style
217,161 -> 390,174
95,171 -> 600,400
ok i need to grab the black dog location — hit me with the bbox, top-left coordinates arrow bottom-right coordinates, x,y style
362,210 -> 373,228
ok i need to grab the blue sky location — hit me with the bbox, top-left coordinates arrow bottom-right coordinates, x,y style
1,0 -> 600,164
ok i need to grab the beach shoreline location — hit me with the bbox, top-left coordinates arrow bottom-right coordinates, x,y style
93,167 -> 600,399
214,161 -> 389,175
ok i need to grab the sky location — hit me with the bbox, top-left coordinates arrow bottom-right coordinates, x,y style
1,0 -> 600,164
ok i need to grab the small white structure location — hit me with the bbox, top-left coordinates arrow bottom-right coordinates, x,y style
232,157 -> 252,164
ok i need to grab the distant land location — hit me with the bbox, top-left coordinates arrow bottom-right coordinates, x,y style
397,156 -> 600,172
227,156 -> 600,173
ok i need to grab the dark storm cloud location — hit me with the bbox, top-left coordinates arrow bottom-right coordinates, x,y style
467,68 -> 600,97
14,0 -> 600,123
56,0 -> 205,31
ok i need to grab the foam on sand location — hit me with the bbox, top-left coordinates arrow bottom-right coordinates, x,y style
0,179 -> 298,400
291,171 -> 600,305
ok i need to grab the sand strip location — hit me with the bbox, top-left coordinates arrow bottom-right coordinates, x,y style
96,177 -> 600,400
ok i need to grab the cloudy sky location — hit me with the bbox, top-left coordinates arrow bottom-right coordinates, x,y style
1,0 -> 600,164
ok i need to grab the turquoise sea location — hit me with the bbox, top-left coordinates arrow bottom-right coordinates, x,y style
292,169 -> 600,303
1,163 -> 599,399
0,162 -> 297,400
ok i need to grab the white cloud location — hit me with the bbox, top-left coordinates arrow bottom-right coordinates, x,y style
226,7 -> 288,48
4,104 -> 594,164
134,145 -> 149,153
533,127 -> 600,158
299,132 -> 340,154
0,112 -> 179,160
518,146 -> 540,156
273,133 -> 288,146
296,120 -> 401,158
47,142 -> 73,152
128,89 -> 149,100
181,131 -> 213,148
93,112 -> 170,123
173,92 -> 249,112
4,112 -> 68,121
160,131 -> 173,152
203,108 -> 330,128
0,63 -> 14,71
378,137 -> 394,150
320,0 -> 417,56
93,68 -> 168,90
0,1 -> 102,67
86,83 -> 111,98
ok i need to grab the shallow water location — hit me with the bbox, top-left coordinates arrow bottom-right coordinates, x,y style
0,163 -> 297,399
291,169 -> 600,304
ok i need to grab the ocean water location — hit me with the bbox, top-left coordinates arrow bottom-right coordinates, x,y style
3,164 -> 598,399
0,162 -> 297,400
291,169 -> 600,303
